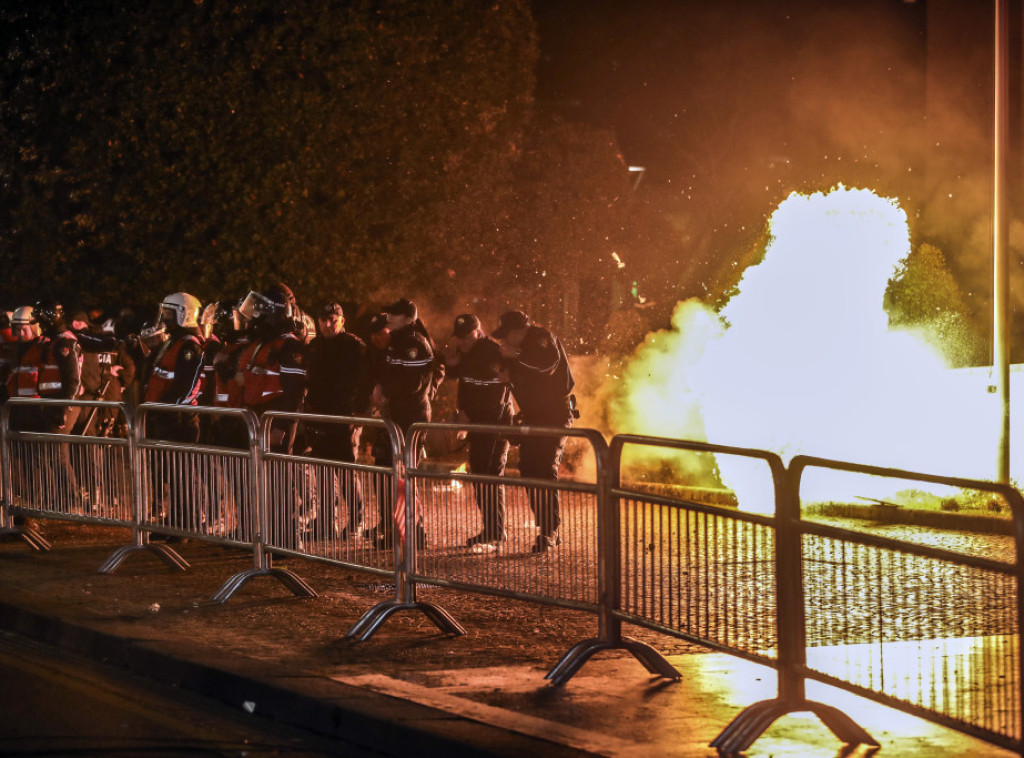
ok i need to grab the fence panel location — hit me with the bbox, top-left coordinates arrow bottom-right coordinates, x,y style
405,422 -> 606,612
259,411 -> 402,581
134,404 -> 258,547
3,398 -> 134,527
790,455 -> 1024,752
609,435 -> 784,664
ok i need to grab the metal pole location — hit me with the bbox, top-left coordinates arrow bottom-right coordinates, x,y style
994,0 -> 1011,484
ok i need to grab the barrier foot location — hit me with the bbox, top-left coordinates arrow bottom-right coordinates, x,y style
209,567 -> 318,604
546,635 -> 682,686
98,543 -> 190,574
0,525 -> 52,552
710,697 -> 878,754
345,599 -> 466,642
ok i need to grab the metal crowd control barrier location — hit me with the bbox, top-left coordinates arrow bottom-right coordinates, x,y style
251,411 -> 402,603
348,422 -> 619,645
1,398 -> 135,551
712,455 -> 1024,755
99,403 -> 314,603
548,435 -> 787,686
573,434 -> 876,752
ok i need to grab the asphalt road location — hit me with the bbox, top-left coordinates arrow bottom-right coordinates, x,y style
0,629 -> 379,757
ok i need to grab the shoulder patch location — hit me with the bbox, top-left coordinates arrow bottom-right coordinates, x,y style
182,348 -> 195,362
59,346 -> 70,358
538,337 -> 549,349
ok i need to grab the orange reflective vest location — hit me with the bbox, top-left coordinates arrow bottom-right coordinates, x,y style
145,334 -> 204,405
240,335 -> 296,407
38,331 -> 82,398
213,338 -> 250,408
7,339 -> 47,399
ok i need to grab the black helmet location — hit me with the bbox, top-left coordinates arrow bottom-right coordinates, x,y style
201,300 -> 244,339
33,301 -> 66,336
238,283 -> 296,333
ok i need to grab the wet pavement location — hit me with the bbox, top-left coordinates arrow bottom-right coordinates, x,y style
0,521 -> 1016,757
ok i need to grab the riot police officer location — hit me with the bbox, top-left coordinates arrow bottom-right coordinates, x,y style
237,283 -> 306,453
371,298 -> 436,549
492,310 -> 577,554
443,314 -> 513,552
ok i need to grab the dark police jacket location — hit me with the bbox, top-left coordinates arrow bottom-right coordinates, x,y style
447,335 -> 511,424
507,325 -> 575,426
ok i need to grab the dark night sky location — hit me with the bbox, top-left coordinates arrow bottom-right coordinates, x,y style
532,0 -> 928,177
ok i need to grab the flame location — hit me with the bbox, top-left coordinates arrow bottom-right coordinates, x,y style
612,186 -> 1006,513
450,461 -> 467,491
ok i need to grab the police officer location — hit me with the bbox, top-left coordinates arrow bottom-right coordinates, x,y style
4,306 -> 43,417
443,314 -> 513,552
372,297 -> 435,549
237,283 -> 306,453
32,302 -> 83,434
144,292 -> 205,427
69,310 -> 134,436
206,299 -> 253,446
492,310 -> 577,554
305,301 -> 372,539
143,292 -> 205,529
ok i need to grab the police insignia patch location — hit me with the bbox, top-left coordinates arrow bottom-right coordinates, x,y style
183,349 -> 194,361
539,338 -> 549,348
59,346 -> 69,358
293,353 -> 303,364
407,348 -> 417,359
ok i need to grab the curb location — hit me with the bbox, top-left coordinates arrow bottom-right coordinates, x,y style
0,599 -> 596,758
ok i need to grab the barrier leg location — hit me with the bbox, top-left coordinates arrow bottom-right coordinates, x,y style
0,524 -> 51,552
345,599 -> 466,642
98,542 -> 189,574
209,565 -> 319,604
545,636 -> 682,686
710,697 -> 878,754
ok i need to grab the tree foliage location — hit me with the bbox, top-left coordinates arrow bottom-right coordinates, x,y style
0,0 -> 684,350
886,242 -> 984,366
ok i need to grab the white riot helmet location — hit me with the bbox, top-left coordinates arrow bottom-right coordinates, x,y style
159,292 -> 201,329
11,306 -> 36,327
11,306 -> 40,340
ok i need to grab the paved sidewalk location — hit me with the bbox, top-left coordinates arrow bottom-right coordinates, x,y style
0,521 -> 1015,757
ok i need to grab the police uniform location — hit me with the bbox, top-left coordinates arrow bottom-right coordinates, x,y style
372,301 -> 435,548
378,322 -> 435,429
239,331 -> 306,453
445,314 -> 512,546
305,308 -> 372,537
493,312 -> 576,552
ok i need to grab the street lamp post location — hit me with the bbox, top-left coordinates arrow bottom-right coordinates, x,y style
994,0 -> 1011,484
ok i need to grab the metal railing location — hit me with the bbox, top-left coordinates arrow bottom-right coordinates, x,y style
2,400 -> 1023,754
716,455 -> 1024,755
2,398 -> 135,550
255,411 -> 402,581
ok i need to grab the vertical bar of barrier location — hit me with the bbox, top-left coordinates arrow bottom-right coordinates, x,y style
711,460 -> 878,754
99,403 -> 189,573
0,400 -> 51,550
346,422 -> 465,639
209,410 -> 316,602
546,432 -> 681,685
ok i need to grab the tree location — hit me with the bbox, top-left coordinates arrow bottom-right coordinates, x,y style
885,242 -> 984,366
0,0 -> 537,310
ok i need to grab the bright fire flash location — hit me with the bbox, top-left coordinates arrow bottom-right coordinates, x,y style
612,186 -> 1004,511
